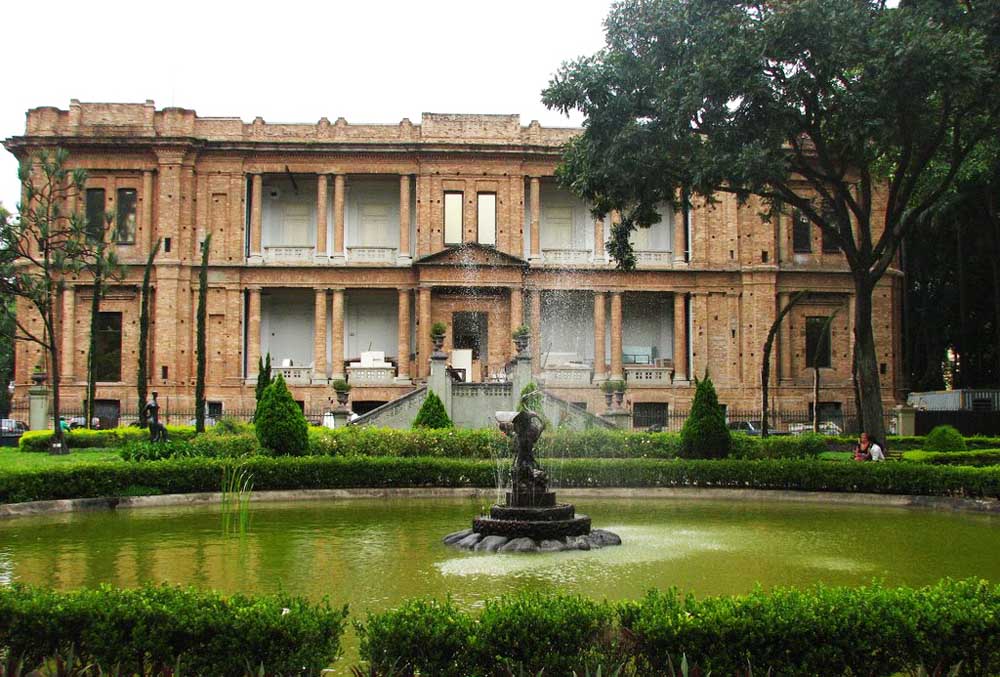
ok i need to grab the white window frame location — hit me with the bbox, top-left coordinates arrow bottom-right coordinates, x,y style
477,192 -> 497,246
444,191 -> 463,245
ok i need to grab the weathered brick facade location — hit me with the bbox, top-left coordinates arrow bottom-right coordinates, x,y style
4,100 -> 904,423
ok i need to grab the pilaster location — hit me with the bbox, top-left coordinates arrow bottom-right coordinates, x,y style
396,288 -> 412,383
610,291 -> 623,381
331,288 -> 345,379
313,288 -> 328,383
315,174 -> 328,261
593,290 -> 607,382
332,174 -> 346,264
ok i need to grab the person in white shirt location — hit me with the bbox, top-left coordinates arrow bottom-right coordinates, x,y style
856,432 -> 885,462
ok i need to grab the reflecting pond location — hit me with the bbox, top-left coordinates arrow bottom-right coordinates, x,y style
1,496 -> 998,669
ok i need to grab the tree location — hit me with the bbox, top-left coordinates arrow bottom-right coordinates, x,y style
194,233 -> 212,433
254,353 -> 272,421
137,238 -> 161,428
413,391 -> 453,429
679,374 -> 730,459
761,290 -> 808,438
84,212 -> 120,429
254,373 -> 309,455
543,0 -> 1000,441
0,150 -> 119,451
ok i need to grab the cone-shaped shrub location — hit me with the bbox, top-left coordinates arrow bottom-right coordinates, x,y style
679,374 -> 730,459
255,373 -> 309,455
413,391 -> 453,429
925,424 -> 966,452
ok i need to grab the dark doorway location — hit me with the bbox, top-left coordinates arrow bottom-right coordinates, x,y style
93,399 -> 120,428
453,311 -> 488,360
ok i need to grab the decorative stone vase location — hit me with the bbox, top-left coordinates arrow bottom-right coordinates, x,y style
513,334 -> 529,354
432,334 -> 445,351
614,390 -> 624,408
31,369 -> 46,386
335,390 -> 349,406
604,391 -> 613,408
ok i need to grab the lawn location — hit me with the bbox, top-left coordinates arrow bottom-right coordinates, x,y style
0,448 -> 122,471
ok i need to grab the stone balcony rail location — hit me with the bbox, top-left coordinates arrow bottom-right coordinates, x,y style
541,364 -> 593,386
635,250 -> 675,267
347,246 -> 398,265
274,365 -> 313,384
541,248 -> 592,265
347,365 -> 396,386
624,365 -> 674,386
263,246 -> 315,264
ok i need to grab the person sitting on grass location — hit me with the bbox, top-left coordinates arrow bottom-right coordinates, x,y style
854,431 -> 884,462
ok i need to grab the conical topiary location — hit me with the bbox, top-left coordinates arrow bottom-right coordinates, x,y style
413,391 -> 453,429
679,374 -> 731,459
255,373 -> 309,455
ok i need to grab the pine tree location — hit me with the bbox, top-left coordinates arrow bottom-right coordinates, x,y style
254,353 -> 272,421
255,373 -> 309,455
136,238 -> 161,428
413,391 -> 453,429
679,374 -> 731,459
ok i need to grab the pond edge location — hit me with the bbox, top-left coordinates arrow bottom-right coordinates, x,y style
1,486 -> 998,518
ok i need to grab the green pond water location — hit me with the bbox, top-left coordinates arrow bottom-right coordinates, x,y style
1,496 -> 998,670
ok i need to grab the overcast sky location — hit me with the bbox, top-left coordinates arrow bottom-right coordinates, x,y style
0,0 -> 612,212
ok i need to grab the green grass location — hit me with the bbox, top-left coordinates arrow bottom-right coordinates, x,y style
0,448 -> 122,471
818,451 -> 853,462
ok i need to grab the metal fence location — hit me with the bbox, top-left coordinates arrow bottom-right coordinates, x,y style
3,403 -> 333,429
634,406 -> 895,436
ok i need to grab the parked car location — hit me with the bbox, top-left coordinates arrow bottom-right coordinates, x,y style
728,420 -> 762,435
0,418 -> 28,447
788,421 -> 843,436
187,417 -> 217,427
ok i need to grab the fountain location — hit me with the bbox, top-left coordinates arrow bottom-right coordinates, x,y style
443,406 -> 622,553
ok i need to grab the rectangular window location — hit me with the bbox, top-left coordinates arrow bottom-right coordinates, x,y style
820,204 -> 840,253
792,210 -> 812,253
805,316 -> 832,368
93,311 -> 122,382
452,311 -> 488,361
444,192 -> 463,245
115,188 -> 137,243
85,188 -> 105,241
208,401 -> 224,419
477,193 -> 497,246
633,402 -> 668,430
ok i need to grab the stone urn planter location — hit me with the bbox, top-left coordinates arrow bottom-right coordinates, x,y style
430,322 -> 447,352
331,379 -> 351,406
512,325 -> 530,355
31,367 -> 46,386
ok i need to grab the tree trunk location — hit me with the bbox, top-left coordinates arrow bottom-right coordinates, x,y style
956,220 -> 969,388
760,290 -> 806,437
137,239 -> 160,429
194,234 -> 211,434
812,366 -> 820,434
86,271 -> 102,429
853,276 -> 886,441
48,297 -> 65,453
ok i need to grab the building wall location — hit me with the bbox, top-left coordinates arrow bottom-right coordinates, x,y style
5,101 -> 904,421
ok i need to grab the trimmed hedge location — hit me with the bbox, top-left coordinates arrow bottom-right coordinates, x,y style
308,426 -> 508,458
925,425 -> 968,452
119,433 -> 262,461
903,448 -> 1000,467
2,456 -> 999,505
0,584 -> 347,676
357,579 -> 1000,676
19,426 -> 197,452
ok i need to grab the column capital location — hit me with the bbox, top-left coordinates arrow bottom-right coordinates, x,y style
246,285 -> 262,292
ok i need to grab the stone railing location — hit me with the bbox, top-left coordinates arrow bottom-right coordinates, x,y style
347,246 -> 398,264
347,365 -> 396,386
263,246 -> 315,263
635,250 -> 674,267
624,366 -> 673,386
541,364 -> 593,386
274,365 -> 313,384
541,248 -> 591,265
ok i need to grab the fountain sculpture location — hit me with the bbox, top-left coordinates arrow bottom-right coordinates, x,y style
444,407 -> 622,553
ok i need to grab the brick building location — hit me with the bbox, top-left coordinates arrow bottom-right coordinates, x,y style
4,100 -> 904,426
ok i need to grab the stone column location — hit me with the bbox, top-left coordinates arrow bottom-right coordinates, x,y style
250,174 -> 262,258
332,174 -> 346,264
398,174 -> 412,264
61,285 -> 75,381
610,291 -> 623,380
313,288 -> 328,382
530,289 -> 542,377
316,174 -> 328,259
510,287 -> 523,353
418,286 -> 432,379
529,177 -> 541,261
247,286 -> 261,379
396,288 -> 411,382
779,292 -> 793,383
331,288 -> 345,379
142,170 -> 154,254
673,292 -> 688,382
594,217 -> 605,262
673,206 -> 687,264
593,290 -> 606,381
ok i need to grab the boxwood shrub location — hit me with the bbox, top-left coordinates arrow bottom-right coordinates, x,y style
19,426 -> 197,452
903,449 -> 1000,467
0,584 -> 348,676
2,457 -> 999,505
356,579 -> 1000,676
925,425 -> 969,452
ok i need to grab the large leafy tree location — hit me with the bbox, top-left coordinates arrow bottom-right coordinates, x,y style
543,0 -> 1000,440
0,150 -> 119,450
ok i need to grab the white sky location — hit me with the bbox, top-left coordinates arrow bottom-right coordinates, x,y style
0,0 -> 612,212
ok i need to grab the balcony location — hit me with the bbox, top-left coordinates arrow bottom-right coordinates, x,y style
274,364 -> 314,385
347,351 -> 397,386
625,363 -> 674,386
542,363 -> 593,386
541,248 -> 591,265
635,250 -> 674,268
347,246 -> 398,265
263,246 -> 315,264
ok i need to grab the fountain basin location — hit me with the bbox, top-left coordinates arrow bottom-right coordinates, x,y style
444,526 -> 621,553
473,513 -> 592,540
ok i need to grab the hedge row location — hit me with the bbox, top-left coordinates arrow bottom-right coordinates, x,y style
19,426 -> 198,452
2,456 -> 999,504
0,584 -> 348,676
357,579 -> 1000,676
903,448 -> 1000,467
